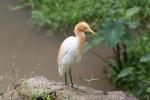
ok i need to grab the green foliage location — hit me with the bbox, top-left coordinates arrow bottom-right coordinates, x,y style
100,18 -> 125,48
85,18 -> 135,52
140,54 -> 150,62
83,3 -> 149,99
125,6 -> 140,18
117,67 -> 134,78
31,90 -> 56,100
17,0 -> 149,34
147,87 -> 150,93
83,1 -> 150,98
108,33 -> 150,100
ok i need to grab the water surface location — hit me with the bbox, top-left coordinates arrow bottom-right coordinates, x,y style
0,0 -> 113,92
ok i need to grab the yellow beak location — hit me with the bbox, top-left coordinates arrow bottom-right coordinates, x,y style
88,28 -> 97,36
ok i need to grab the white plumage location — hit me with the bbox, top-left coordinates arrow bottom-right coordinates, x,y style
58,36 -> 81,76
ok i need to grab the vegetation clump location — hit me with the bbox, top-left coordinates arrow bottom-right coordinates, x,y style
107,33 -> 150,100
31,90 -> 56,100
15,0 -> 150,34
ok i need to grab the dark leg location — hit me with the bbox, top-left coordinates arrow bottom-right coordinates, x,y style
69,69 -> 73,88
64,73 -> 68,85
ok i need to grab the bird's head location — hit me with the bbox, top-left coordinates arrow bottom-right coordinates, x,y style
74,21 -> 96,36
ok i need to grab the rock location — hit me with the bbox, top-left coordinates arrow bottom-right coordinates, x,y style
3,76 -> 137,100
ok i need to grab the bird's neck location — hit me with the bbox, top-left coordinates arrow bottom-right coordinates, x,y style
75,32 -> 85,53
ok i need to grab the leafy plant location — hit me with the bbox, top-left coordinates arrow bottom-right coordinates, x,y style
88,31 -> 150,100
81,2 -> 150,100
16,0 -> 149,34
85,8 -> 149,100
115,33 -> 150,99
31,90 -> 56,100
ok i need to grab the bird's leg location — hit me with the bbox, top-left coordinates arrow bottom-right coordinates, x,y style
69,69 -> 73,88
64,73 -> 68,85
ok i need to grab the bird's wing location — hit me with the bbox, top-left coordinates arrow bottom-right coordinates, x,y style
57,36 -> 78,67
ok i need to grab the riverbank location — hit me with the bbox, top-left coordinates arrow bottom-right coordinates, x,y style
2,76 -> 137,100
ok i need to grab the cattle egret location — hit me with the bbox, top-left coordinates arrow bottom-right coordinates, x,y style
57,21 -> 96,87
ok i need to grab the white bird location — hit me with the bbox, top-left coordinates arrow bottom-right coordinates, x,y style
57,21 -> 96,87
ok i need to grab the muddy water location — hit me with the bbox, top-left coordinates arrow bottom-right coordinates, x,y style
0,0 -> 113,92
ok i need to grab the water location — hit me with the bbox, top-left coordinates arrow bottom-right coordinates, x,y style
0,0 -> 113,92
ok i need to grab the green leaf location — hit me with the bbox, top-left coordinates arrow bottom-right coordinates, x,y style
146,87 -> 150,93
121,33 -> 133,47
126,7 -> 140,18
146,23 -> 150,30
132,83 -> 146,96
126,21 -> 140,29
117,67 -> 134,78
102,18 -> 125,48
140,54 -> 150,62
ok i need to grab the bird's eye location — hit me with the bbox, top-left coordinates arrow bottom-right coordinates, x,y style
83,26 -> 88,30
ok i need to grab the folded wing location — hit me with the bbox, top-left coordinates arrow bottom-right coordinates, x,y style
57,36 -> 79,76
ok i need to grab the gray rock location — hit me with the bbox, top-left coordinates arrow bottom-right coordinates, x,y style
3,76 -> 137,100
